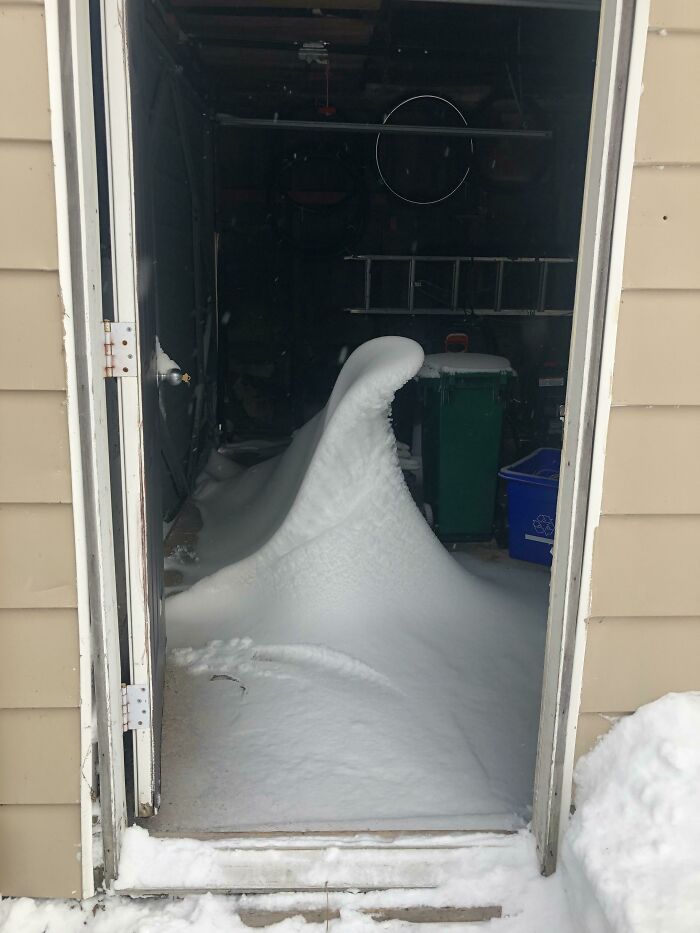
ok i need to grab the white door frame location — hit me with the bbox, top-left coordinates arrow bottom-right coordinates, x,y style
532,0 -> 648,872
44,0 -> 128,890
85,0 -> 649,885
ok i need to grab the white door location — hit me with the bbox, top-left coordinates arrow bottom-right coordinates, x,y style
100,0 -> 215,815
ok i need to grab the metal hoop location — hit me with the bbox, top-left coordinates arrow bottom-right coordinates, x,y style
375,95 -> 473,206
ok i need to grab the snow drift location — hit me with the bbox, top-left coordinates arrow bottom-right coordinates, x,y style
562,692 -> 700,933
165,336 -> 548,827
168,336 -> 434,639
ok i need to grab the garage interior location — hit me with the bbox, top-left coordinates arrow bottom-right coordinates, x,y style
104,0 -> 601,833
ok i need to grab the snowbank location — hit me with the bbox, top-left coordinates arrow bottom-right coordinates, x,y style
562,692 -> 700,933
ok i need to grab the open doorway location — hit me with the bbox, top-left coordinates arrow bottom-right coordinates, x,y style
99,0 -> 603,843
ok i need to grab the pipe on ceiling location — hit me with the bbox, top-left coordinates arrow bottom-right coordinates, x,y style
217,114 -> 553,140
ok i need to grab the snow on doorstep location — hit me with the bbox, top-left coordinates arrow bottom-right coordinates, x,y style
0,830 -> 576,932
417,352 -> 515,378
5,697 -> 700,932
158,336 -> 548,833
562,692 -> 700,933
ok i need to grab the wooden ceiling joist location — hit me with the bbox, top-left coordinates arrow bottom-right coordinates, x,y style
180,13 -> 375,45
168,0 -> 382,12
201,45 -> 367,68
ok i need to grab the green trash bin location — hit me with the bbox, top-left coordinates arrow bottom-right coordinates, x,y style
418,353 -> 514,541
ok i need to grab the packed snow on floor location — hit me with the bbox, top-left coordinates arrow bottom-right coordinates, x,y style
562,692 -> 700,933
158,336 -> 549,831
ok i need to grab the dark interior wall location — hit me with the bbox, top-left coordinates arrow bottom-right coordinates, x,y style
125,0 -> 598,458
207,2 -> 599,440
127,3 -> 217,518
214,98 -> 593,439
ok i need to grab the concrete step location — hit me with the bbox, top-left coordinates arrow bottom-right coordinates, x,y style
238,905 -> 502,926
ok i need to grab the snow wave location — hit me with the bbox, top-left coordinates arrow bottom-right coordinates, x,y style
164,336 -> 548,825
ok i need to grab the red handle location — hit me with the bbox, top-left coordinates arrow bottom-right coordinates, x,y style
444,332 -> 469,353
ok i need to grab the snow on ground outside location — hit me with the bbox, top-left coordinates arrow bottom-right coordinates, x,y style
155,336 -> 548,831
562,692 -> 700,933
3,694 -> 700,930
0,830 -> 574,932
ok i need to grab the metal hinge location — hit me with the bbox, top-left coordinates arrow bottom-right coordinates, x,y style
121,684 -> 151,732
103,320 -> 137,378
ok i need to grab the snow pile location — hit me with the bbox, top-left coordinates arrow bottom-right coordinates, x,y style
0,894 -> 253,933
562,692 -> 700,933
162,336 -> 548,829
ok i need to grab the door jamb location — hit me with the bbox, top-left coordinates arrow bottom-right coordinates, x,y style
44,0 -> 128,890
532,0 -> 649,873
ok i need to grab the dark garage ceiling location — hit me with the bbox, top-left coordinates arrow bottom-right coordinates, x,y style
157,0 -> 600,115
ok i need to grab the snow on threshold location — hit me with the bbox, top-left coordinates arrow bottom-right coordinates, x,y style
164,336 -> 547,830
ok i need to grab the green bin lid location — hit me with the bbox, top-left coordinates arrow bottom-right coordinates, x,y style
417,352 -> 515,379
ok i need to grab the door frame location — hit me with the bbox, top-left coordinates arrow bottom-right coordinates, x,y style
68,0 -> 649,886
44,0 -> 129,889
531,0 -> 649,873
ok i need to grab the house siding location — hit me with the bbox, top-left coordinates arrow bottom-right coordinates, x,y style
0,0 -> 83,899
0,0 -> 696,899
576,0 -> 700,760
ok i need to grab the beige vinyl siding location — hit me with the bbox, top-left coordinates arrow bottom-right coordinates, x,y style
0,142 -> 59,270
0,271 -> 68,391
635,33 -> 700,164
623,167 -> 700,290
0,391 -> 72,502
0,806 -> 82,900
0,504 -> 77,608
0,708 -> 81,804
581,617 -> 700,712
0,609 -> 79,708
575,713 -> 619,765
0,1 -> 83,899
612,291 -> 700,406
649,0 -> 700,32
576,5 -> 700,764
602,409 -> 700,514
0,4 -> 51,141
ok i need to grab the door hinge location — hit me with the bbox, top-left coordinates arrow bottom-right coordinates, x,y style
121,683 -> 151,732
103,320 -> 137,378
